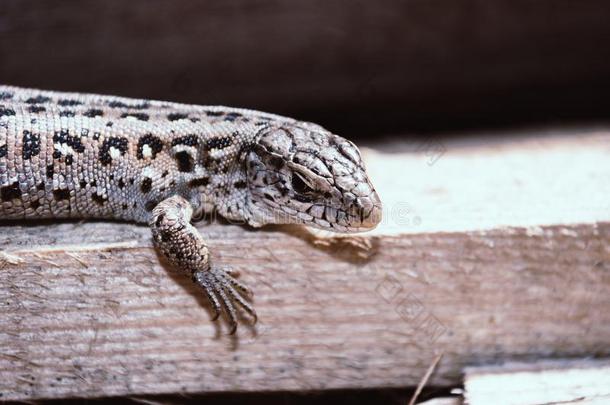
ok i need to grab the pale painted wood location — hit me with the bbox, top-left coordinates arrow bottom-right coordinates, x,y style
1,128 -> 609,400
465,360 -> 610,405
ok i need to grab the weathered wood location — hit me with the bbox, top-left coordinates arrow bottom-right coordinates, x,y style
1,128 -> 609,400
465,360 -> 610,405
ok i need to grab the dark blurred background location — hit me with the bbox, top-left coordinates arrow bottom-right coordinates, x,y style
2,0 -> 610,138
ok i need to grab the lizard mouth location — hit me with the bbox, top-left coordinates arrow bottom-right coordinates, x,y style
252,195 -> 382,233
308,201 -> 382,233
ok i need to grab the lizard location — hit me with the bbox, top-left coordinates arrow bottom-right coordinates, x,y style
0,85 -> 382,334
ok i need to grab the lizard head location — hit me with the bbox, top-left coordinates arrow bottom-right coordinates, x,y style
244,123 -> 382,232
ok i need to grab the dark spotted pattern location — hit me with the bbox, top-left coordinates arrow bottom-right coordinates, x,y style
224,112 -> 242,122
22,131 -> 41,160
28,105 -> 46,113
137,134 -> 163,160
0,107 -> 16,117
0,144 -> 6,158
1,182 -> 21,201
140,177 -> 152,193
0,91 -> 13,100
91,192 -> 107,205
59,110 -> 76,117
25,95 -> 51,104
205,110 -> 224,117
234,180 -> 247,189
174,151 -> 194,172
206,136 -> 232,149
145,200 -> 158,212
83,109 -> 104,118
99,137 -> 129,165
121,112 -> 149,121
57,99 -> 82,106
53,130 -> 85,155
46,164 -> 54,178
53,189 -> 70,201
108,100 -> 150,110
168,113 -> 188,121
171,135 -> 198,147
188,177 -> 210,188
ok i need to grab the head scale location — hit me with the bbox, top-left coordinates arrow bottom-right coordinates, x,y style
244,123 -> 382,232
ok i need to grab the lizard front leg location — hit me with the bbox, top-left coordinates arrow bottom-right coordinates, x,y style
150,195 -> 256,334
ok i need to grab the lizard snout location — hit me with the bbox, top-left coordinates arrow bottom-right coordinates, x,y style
349,190 -> 382,230
360,201 -> 382,229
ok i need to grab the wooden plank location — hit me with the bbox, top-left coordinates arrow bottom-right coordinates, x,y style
465,360 -> 610,405
1,128 -> 609,400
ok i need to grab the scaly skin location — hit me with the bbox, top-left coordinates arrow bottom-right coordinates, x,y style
0,85 -> 382,333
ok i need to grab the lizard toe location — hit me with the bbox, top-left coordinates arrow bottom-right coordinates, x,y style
194,267 -> 257,333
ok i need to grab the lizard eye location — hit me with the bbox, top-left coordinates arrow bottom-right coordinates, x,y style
291,172 -> 314,194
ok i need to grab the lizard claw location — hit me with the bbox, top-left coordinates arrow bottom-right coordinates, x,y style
193,267 -> 257,333
224,267 -> 241,278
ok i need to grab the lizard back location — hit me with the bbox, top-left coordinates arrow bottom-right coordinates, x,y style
0,85 -> 291,223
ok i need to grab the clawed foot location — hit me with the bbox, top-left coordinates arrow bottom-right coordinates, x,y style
193,266 -> 257,334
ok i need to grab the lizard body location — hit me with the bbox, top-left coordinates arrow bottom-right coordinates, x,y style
0,85 -> 382,333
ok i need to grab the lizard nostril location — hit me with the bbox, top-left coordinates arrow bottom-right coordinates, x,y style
353,191 -> 382,228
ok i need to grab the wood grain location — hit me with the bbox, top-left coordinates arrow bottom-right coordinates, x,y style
1,128 -> 609,400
